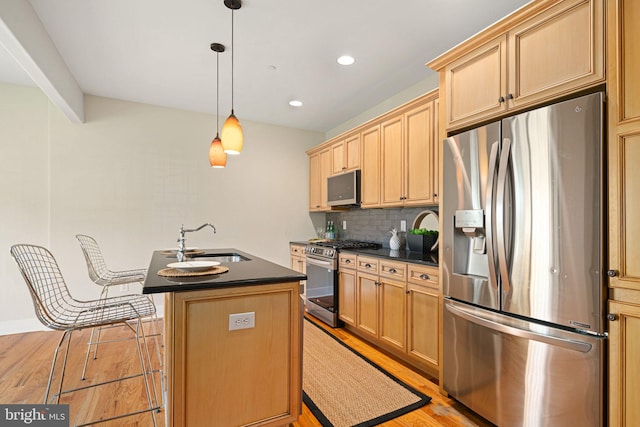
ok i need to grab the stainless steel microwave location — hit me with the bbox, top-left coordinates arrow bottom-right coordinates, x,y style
327,170 -> 361,206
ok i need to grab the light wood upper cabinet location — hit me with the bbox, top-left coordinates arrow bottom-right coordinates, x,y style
308,148 -> 331,211
307,90 -> 438,211
405,100 -> 437,205
332,134 -> 360,175
381,98 -> 438,207
608,0 -> 640,292
432,0 -> 605,131
381,115 -> 404,206
443,35 -> 508,129
507,0 -> 604,109
360,124 -> 382,208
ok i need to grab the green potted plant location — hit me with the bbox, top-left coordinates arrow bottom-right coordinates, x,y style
407,228 -> 439,253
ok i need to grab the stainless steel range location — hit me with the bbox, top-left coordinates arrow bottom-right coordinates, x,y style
304,240 -> 380,327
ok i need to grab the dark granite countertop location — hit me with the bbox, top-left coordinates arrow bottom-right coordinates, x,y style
142,248 -> 307,294
341,247 -> 439,267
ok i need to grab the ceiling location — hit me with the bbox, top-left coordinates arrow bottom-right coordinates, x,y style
0,0 -> 531,133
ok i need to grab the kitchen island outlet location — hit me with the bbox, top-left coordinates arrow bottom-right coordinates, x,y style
143,248 -> 306,427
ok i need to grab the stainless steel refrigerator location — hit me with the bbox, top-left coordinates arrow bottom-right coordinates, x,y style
441,91 -> 606,426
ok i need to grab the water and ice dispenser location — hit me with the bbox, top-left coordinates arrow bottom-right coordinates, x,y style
452,209 -> 489,278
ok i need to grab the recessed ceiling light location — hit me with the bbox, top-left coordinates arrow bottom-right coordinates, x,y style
289,100 -> 303,107
337,55 -> 355,66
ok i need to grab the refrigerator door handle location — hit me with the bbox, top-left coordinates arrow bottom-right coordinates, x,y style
445,301 -> 593,353
485,141 -> 500,292
496,137 -> 512,294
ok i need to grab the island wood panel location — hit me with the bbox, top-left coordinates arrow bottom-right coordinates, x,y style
165,282 -> 301,427
0,317 -> 492,427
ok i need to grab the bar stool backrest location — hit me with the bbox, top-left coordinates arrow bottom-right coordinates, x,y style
10,244 -> 75,331
76,234 -> 109,285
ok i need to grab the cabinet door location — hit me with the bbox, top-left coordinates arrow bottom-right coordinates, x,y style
432,97 -> 440,203
361,125 -> 381,208
407,282 -> 439,367
308,153 -> 320,210
356,272 -> 379,337
379,278 -> 406,350
345,134 -> 361,171
608,0 -> 640,291
444,35 -> 507,130
608,300 -> 640,427
331,141 -> 345,175
338,268 -> 357,326
508,0 -> 604,110
381,115 -> 404,207
316,148 -> 331,211
404,100 -> 435,206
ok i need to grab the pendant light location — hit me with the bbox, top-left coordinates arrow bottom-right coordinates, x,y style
221,0 -> 243,155
209,43 -> 227,168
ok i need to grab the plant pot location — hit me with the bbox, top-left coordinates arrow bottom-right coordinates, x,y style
407,234 -> 438,253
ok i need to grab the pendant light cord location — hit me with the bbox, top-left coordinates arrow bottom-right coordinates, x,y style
231,9 -> 235,113
216,49 -> 220,134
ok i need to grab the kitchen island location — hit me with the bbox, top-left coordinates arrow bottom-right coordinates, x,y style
143,248 -> 306,427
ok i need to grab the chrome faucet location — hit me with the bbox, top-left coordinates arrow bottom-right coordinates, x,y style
177,223 -> 216,262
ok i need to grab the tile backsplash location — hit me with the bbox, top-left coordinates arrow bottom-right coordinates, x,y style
326,206 -> 439,249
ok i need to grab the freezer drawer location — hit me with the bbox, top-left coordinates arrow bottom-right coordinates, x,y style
443,299 -> 604,427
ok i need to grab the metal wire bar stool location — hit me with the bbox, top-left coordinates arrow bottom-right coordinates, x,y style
75,234 -> 162,383
10,244 -> 161,426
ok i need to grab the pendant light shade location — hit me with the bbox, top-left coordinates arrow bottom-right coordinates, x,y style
209,42 -> 227,168
221,0 -> 244,155
209,135 -> 226,168
221,111 -> 243,155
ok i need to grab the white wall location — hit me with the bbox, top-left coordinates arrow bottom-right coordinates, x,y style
0,83 -> 324,334
325,74 -> 439,139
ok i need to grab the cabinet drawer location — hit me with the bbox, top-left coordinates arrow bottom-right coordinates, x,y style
290,244 -> 305,257
380,260 -> 407,281
339,253 -> 357,270
407,264 -> 439,291
357,256 -> 380,274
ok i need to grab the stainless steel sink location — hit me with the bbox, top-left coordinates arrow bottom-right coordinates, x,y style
189,253 -> 250,263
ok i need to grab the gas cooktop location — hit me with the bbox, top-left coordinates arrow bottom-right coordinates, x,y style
309,240 -> 381,250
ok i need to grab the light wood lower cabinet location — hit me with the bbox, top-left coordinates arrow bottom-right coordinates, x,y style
608,299 -> 640,427
341,254 -> 440,377
164,282 -> 302,427
289,243 -> 306,298
338,253 -> 357,326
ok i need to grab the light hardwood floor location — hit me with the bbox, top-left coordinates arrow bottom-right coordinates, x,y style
0,315 -> 492,426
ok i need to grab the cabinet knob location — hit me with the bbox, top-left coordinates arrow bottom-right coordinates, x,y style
419,274 -> 430,280
406,290 -> 410,295
506,93 -> 514,100
365,263 -> 372,268
389,268 -> 397,273
498,96 -> 505,103
607,314 -> 618,321
433,193 -> 438,198
375,281 -> 381,286
607,270 -> 618,277
345,259 -> 351,264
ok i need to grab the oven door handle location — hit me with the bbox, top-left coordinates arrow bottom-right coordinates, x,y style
306,257 -> 335,269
